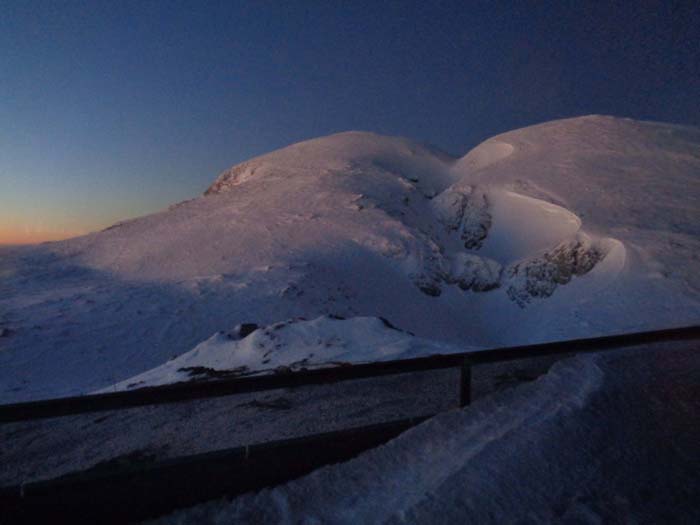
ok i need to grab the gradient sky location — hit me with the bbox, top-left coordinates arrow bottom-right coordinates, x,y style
1,1 -> 698,244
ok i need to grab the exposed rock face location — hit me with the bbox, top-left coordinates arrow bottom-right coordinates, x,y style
233,323 -> 259,339
412,251 -> 502,297
432,188 -> 467,232
450,254 -> 502,292
460,189 -> 492,249
205,162 -> 258,195
506,238 -> 604,307
413,274 -> 443,297
407,186 -> 501,296
432,186 -> 492,250
411,236 -> 446,297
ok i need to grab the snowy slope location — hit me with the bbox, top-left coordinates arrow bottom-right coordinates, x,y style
1,117 -> 699,401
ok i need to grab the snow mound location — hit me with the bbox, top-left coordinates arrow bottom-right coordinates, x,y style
102,316 -> 468,392
452,140 -> 514,173
480,190 -> 582,263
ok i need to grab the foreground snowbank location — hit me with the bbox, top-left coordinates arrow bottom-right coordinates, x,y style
103,316 -> 469,391
155,345 -> 700,524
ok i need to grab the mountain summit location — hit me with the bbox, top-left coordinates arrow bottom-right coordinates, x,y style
2,116 -> 699,400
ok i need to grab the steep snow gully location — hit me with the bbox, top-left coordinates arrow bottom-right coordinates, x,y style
1,116 -> 699,400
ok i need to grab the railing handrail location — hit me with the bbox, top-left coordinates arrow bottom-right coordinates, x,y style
2,324 -> 698,423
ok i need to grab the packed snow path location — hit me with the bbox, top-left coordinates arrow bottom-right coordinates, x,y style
155,342 -> 700,524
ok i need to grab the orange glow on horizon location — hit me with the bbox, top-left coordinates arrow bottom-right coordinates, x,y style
0,227 -> 86,246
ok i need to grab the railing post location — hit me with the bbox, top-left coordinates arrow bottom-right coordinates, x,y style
459,358 -> 472,407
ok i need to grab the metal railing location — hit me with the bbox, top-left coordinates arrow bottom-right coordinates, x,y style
2,324 -> 698,423
1,324 -> 699,523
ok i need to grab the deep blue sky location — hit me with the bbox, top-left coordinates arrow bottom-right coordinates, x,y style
1,0 -> 698,243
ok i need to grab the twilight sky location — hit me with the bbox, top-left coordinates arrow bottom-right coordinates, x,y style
1,0 -> 698,244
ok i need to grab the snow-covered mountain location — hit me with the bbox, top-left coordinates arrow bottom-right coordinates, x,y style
1,116 -> 699,401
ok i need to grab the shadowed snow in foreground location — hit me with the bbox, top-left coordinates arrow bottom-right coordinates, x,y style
154,344 -> 700,524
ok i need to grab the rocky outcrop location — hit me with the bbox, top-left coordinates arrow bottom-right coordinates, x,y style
506,238 -> 604,307
411,252 -> 503,297
431,186 -> 492,249
449,254 -> 502,292
205,161 -> 258,195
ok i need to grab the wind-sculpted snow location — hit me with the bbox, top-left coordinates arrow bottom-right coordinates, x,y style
452,140 -> 515,173
417,183 -> 615,298
1,117 -> 699,400
480,191 -> 582,263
